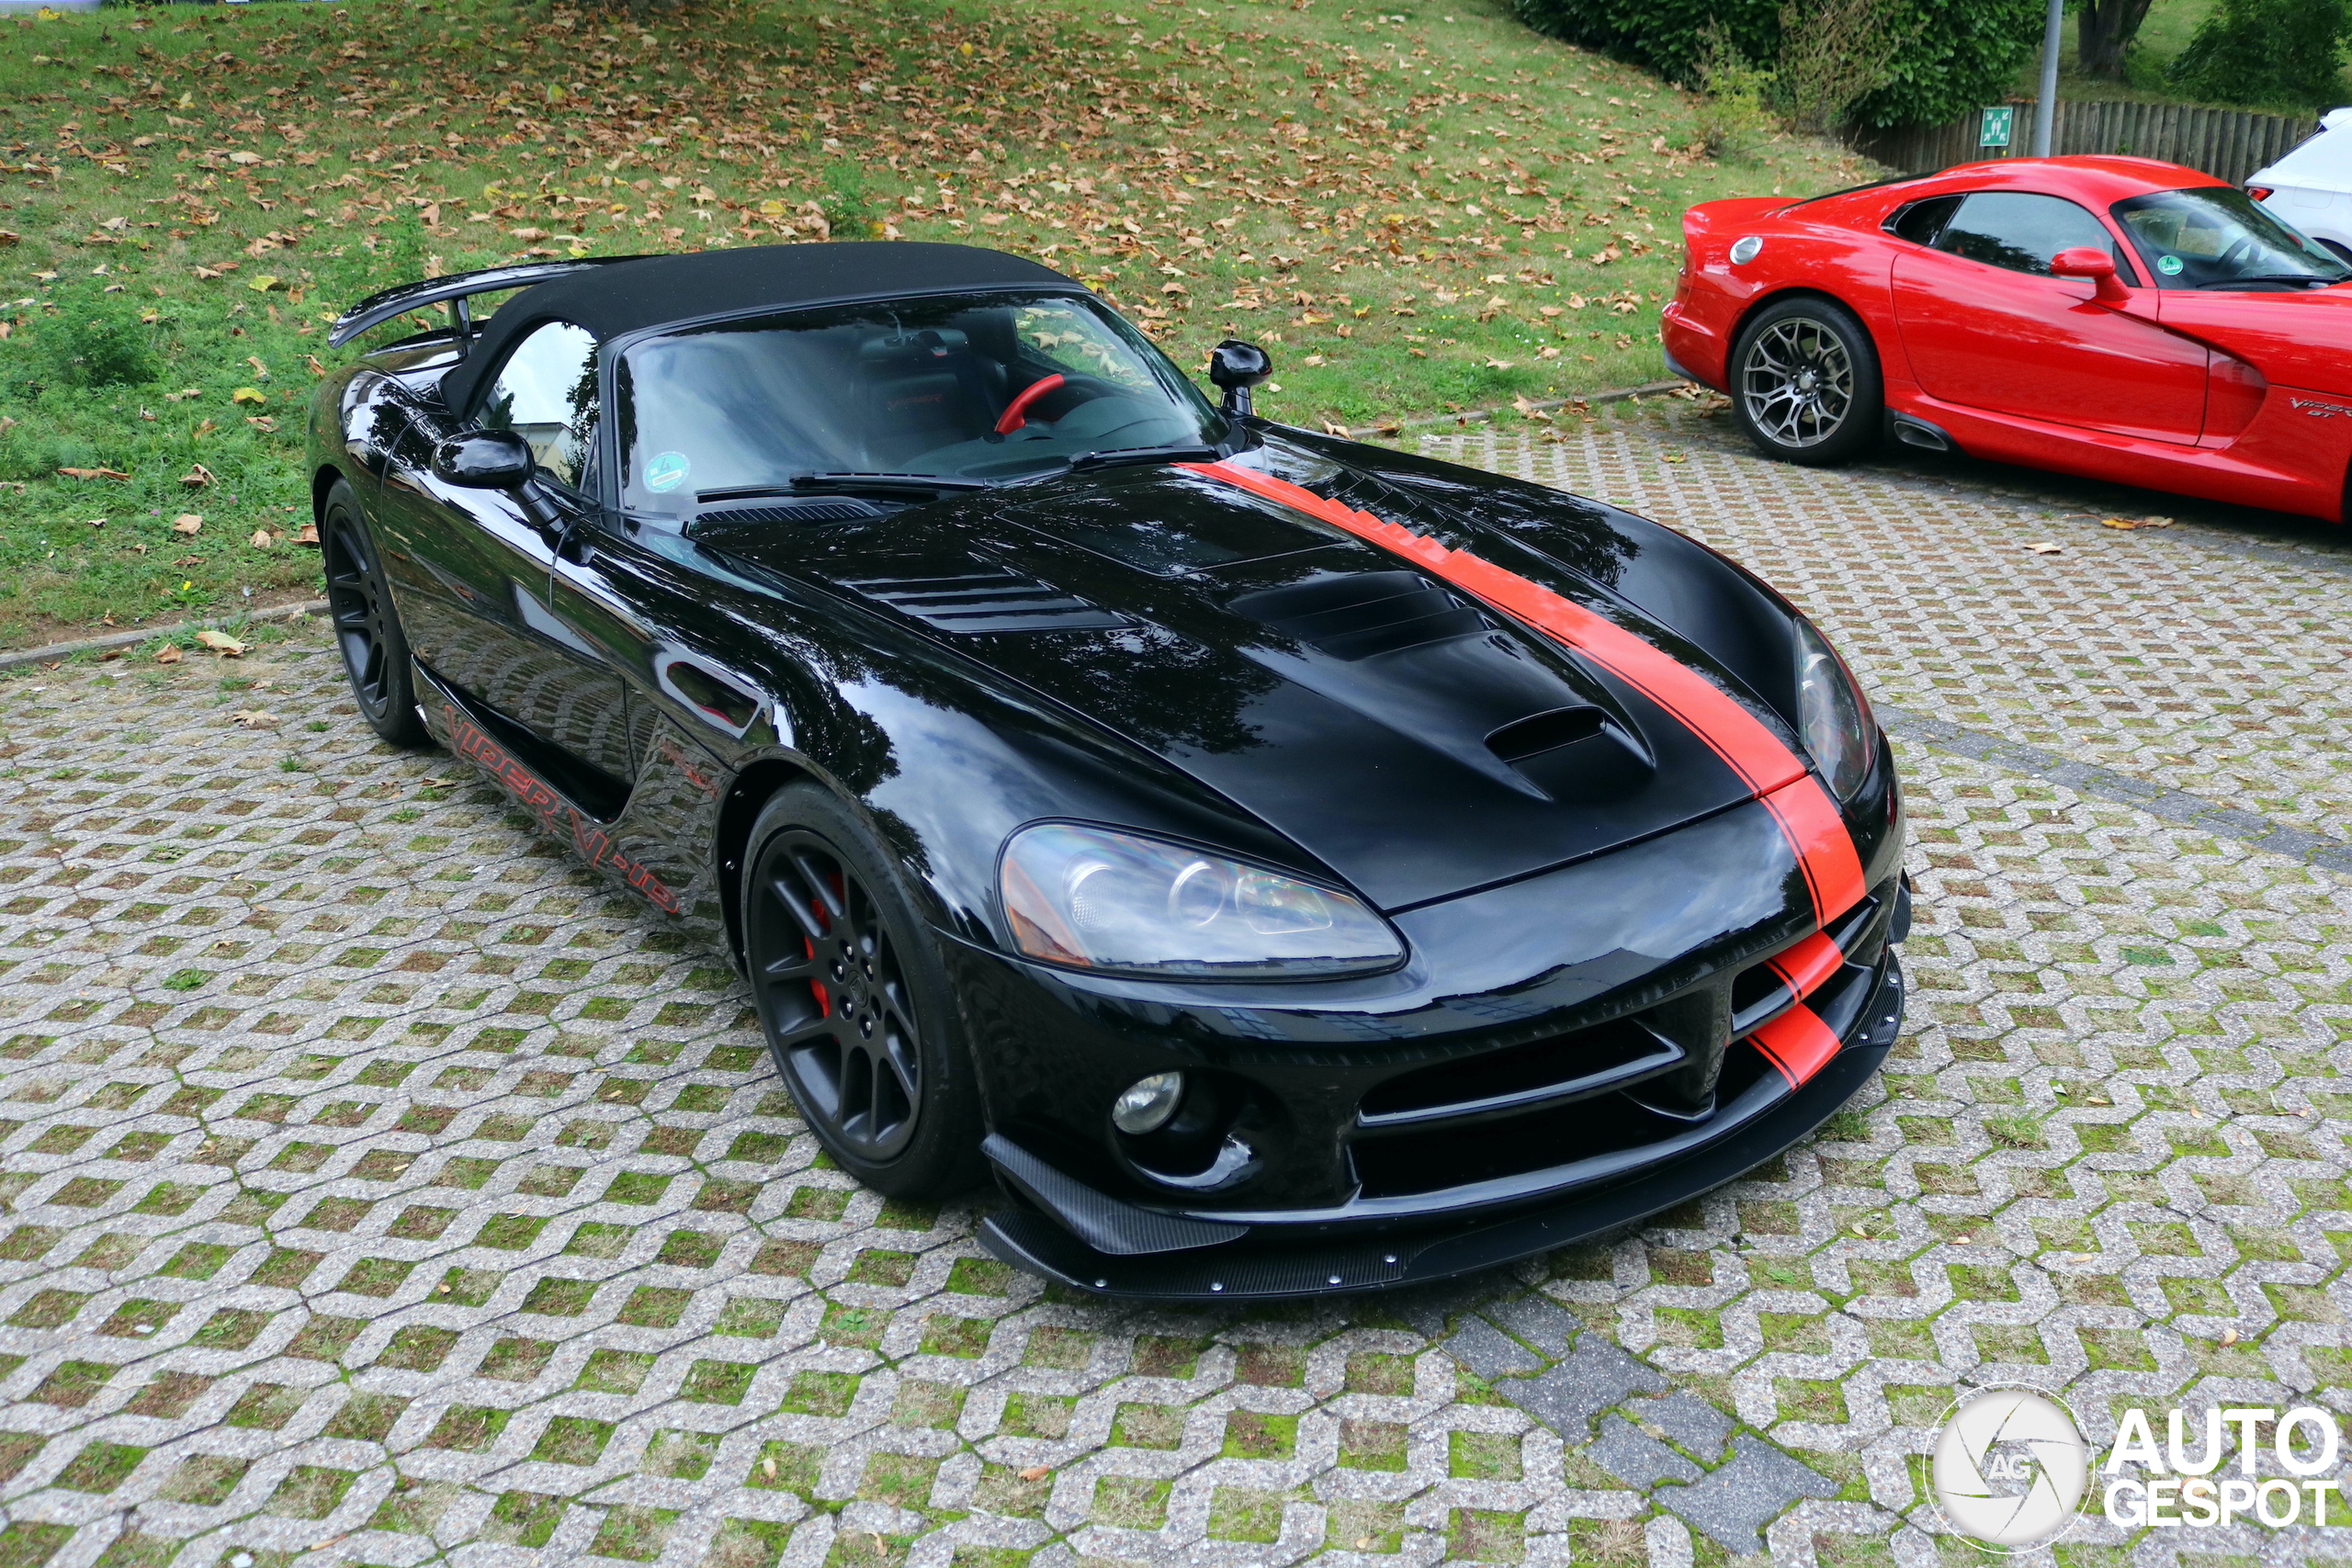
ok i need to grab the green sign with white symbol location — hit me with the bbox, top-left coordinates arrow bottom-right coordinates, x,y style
1981,106 -> 2014,149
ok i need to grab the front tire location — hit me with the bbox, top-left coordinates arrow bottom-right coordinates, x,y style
320,479 -> 429,748
741,784 -> 986,1200
1730,297 -> 1883,466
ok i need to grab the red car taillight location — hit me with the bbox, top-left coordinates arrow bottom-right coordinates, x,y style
2248,185 -> 2276,201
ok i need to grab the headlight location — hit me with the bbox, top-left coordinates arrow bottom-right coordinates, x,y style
1000,822 -> 1404,979
1793,616 -> 1875,801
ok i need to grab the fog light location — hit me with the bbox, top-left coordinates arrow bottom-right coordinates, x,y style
1112,1071 -> 1185,1134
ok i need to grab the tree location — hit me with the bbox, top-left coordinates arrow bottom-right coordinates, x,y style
2076,0 -> 2159,81
1510,0 -> 2041,130
2169,0 -> 2352,107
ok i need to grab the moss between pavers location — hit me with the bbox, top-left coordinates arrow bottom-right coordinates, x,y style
1091,1475 -> 1171,1529
749,1441 -> 822,1495
1222,1410 -> 1298,1461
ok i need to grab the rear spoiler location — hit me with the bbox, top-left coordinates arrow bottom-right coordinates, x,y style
327,256 -> 648,350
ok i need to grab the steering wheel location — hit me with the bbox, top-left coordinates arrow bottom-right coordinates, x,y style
2214,234 -> 2259,276
993,371 -> 1125,435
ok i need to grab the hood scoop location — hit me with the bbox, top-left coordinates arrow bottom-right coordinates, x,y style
1230,570 -> 1486,661
838,567 -> 1133,635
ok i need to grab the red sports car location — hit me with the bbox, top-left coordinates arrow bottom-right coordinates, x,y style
1662,156 -> 2352,523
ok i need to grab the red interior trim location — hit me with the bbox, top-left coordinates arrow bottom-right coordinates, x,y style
1180,459 -> 1868,923
995,373 -> 1067,435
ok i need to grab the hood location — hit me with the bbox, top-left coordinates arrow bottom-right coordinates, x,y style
695,454 -> 1794,911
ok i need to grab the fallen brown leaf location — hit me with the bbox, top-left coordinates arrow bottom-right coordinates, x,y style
155,646 -> 183,665
231,709 -> 277,728
172,513 -> 203,536
251,528 -> 274,548
182,464 -> 217,489
196,629 -> 245,656
295,522 -> 321,547
2025,542 -> 2064,555
1018,1465 -> 1050,1483
58,466 -> 131,481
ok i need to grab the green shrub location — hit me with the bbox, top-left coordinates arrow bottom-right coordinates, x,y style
33,292 -> 161,389
1511,0 -> 2041,129
1690,25 -> 1779,158
2169,0 -> 2352,108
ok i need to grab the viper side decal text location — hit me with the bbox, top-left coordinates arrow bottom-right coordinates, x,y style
444,704 -> 684,915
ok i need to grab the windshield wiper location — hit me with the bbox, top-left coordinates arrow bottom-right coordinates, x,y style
2195,273 -> 2342,288
1060,444 -> 1222,473
791,472 -> 992,495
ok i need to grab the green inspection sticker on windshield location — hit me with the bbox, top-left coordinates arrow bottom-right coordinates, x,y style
644,451 -> 691,492
2157,254 -> 2184,276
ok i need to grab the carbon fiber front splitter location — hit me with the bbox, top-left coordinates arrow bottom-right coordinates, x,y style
978,956 -> 1903,1302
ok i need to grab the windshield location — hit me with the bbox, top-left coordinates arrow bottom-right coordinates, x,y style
616,290 -> 1226,513
2110,186 -> 2350,289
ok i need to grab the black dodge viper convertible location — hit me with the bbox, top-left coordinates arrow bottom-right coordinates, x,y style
311,243 -> 1908,1299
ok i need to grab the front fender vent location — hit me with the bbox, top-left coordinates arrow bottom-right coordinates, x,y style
840,569 -> 1133,634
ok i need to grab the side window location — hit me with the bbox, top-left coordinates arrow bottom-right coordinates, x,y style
479,321 -> 601,492
1935,192 -> 2138,283
1885,196 -> 1961,247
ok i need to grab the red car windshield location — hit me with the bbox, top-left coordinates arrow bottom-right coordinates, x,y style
2110,187 -> 2350,289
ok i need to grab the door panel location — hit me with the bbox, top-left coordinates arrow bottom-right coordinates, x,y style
1891,247 -> 2209,444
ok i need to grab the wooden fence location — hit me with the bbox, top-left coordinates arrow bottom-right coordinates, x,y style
1851,99 -> 2319,186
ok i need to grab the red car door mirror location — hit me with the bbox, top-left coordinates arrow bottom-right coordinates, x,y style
2050,246 -> 2130,306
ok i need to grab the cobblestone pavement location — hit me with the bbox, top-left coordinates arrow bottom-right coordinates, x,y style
4,415 -> 2350,1568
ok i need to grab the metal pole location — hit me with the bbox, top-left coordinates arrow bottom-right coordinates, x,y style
2032,0 -> 2064,157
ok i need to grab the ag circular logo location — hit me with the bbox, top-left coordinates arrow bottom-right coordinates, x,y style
1930,1388 -> 2090,1551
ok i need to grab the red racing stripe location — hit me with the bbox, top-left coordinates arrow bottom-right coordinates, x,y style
1182,459 -> 1868,921
1766,930 -> 1844,1001
1750,1001 -> 1842,1088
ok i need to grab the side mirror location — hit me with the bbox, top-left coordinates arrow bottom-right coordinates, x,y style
431,428 -> 536,489
1207,339 -> 1272,419
2050,246 -> 2129,306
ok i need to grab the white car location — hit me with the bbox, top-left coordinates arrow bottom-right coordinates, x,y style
2248,107 -> 2352,264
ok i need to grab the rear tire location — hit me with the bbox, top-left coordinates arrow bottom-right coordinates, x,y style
1729,296 -> 1883,467
320,479 -> 429,749
741,784 -> 986,1200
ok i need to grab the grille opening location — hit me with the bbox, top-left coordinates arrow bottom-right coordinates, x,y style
1730,961 -> 1786,1020
1487,706 -> 1608,763
1351,1035 -> 1778,1199
1232,570 -> 1486,660
1358,1016 -> 1679,1125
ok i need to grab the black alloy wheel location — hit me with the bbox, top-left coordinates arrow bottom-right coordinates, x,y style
320,479 -> 429,747
741,784 -> 984,1197
1729,296 -> 1883,467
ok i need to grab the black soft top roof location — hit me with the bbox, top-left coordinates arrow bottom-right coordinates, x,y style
437,241 -> 1078,413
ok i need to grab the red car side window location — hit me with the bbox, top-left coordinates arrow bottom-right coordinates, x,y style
1884,196 -> 1961,247
1933,192 -> 2143,287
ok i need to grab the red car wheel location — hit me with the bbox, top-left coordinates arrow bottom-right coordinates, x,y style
1730,298 -> 1883,466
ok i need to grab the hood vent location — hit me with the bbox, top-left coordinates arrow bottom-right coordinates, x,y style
689,498 -> 887,533
1231,570 -> 1486,661
839,568 -> 1132,634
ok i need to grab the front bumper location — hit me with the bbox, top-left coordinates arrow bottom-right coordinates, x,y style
978,951 -> 1905,1300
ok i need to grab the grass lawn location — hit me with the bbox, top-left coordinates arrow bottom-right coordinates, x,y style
0,0 -> 1869,650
